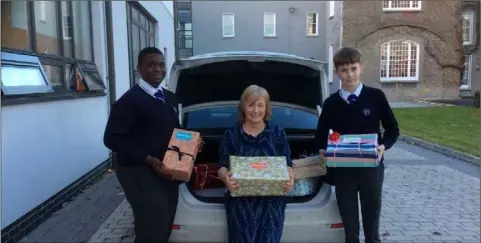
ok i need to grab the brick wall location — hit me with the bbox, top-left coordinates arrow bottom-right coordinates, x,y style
341,1 -> 464,101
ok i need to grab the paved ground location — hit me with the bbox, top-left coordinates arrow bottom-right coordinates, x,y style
389,101 -> 438,108
20,173 -> 125,243
431,97 -> 474,107
21,141 -> 480,243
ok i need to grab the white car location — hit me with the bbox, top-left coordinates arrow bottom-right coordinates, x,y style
166,51 -> 344,243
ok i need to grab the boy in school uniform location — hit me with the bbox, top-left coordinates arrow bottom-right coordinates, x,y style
103,47 -> 181,243
314,47 -> 400,243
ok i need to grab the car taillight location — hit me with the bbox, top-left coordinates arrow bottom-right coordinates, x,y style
329,223 -> 344,228
172,224 -> 181,230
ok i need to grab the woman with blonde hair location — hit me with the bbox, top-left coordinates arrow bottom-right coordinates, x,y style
217,84 -> 295,243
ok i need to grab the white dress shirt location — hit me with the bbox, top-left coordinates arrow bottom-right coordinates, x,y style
138,78 -> 164,99
339,82 -> 363,104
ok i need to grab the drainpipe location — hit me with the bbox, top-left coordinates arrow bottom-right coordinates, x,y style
173,0 -> 180,61
105,1 -> 117,169
105,1 -> 116,106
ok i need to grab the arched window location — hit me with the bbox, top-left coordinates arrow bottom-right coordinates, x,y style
380,40 -> 420,81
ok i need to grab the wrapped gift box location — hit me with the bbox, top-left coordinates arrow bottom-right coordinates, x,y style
189,163 -> 224,190
325,133 -> 379,168
292,156 -> 326,179
157,129 -> 201,182
287,177 -> 319,197
229,156 -> 290,197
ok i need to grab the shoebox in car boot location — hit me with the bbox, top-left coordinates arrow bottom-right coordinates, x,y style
229,156 -> 290,197
190,163 -> 225,190
156,129 -> 201,182
325,133 -> 379,167
292,156 -> 326,179
287,177 -> 320,197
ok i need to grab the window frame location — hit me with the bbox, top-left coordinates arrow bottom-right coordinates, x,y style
306,12 -> 319,36
461,55 -> 472,90
126,1 -> 158,87
382,1 -> 422,11
462,12 -> 474,45
1,52 -> 54,95
263,12 -> 276,37
62,16 -> 72,40
222,13 -> 235,38
379,40 -> 421,82
1,1 -> 103,104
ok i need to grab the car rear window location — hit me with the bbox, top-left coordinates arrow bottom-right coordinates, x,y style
184,106 -> 318,130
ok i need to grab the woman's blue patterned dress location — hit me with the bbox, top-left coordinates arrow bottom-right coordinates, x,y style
219,121 -> 292,243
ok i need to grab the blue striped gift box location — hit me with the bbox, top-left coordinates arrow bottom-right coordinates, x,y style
325,133 -> 379,168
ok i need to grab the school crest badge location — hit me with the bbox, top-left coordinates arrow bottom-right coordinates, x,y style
362,108 -> 371,116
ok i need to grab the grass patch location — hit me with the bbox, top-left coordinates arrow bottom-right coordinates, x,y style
392,106 -> 480,157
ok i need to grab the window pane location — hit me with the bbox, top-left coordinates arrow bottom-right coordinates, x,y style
265,25 -> 275,35
307,13 -> 317,35
185,106 -> 318,130
224,26 -> 234,36
72,1 -> 92,60
139,14 -> 147,28
61,2 -> 73,57
150,34 -> 155,47
140,30 -> 147,50
65,63 -> 76,90
83,71 -> 105,91
264,13 -> 275,25
462,56 -> 471,86
462,13 -> 472,43
42,65 -> 63,87
35,1 -> 60,55
185,39 -> 193,49
222,14 -> 234,36
131,6 -> 139,22
132,25 -> 140,67
149,21 -> 155,33
2,66 -> 46,86
1,1 -> 31,50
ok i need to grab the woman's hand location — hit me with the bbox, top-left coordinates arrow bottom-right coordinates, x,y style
224,172 -> 239,192
219,167 -> 238,192
283,167 -> 295,193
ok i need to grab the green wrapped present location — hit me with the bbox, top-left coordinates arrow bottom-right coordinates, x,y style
229,156 -> 290,197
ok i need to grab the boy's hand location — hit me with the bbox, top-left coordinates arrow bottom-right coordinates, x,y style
377,145 -> 385,159
319,149 -> 326,163
197,137 -> 205,152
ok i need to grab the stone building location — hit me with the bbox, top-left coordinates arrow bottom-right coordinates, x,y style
327,0 -> 473,101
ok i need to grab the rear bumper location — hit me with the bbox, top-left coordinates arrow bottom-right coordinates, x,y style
169,184 -> 344,243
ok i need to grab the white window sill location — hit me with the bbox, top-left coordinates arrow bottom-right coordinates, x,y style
382,9 -> 422,12
460,86 -> 471,90
307,34 -> 319,37
380,78 -> 419,83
